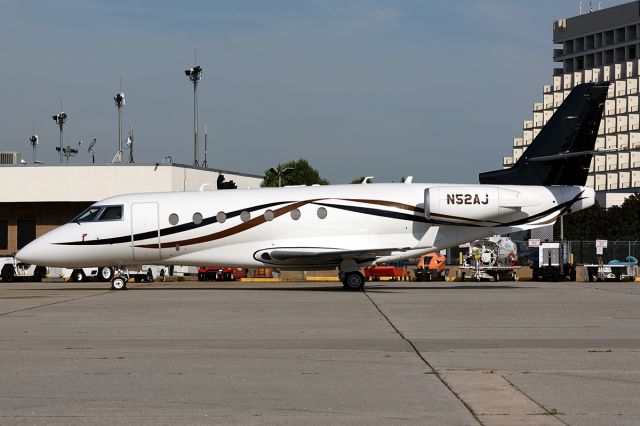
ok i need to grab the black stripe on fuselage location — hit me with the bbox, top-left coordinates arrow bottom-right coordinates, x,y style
313,202 -> 429,223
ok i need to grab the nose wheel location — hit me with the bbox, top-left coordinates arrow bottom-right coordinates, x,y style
111,267 -> 129,291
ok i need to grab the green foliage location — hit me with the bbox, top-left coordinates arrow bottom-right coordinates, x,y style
557,193 -> 640,239
262,159 -> 330,187
351,176 -> 366,184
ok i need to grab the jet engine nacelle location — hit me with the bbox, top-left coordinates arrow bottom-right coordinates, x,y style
424,186 -> 539,225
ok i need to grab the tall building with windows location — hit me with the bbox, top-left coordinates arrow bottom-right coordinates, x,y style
504,1 -> 640,208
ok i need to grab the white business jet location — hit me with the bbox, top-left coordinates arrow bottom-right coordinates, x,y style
17,83 -> 608,290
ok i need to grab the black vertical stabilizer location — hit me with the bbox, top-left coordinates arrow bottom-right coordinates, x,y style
479,82 -> 609,186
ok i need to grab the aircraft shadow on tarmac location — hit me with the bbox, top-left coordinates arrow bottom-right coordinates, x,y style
8,283 -> 530,293
127,283 -> 529,292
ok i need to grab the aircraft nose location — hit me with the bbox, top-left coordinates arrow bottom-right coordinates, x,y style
16,240 -> 44,265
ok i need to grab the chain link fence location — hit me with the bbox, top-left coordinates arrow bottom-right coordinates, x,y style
446,240 -> 640,265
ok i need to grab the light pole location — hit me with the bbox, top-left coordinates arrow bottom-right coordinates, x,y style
185,65 -> 202,167
202,123 -> 208,168
29,134 -> 38,163
87,138 -> 97,164
114,92 -> 125,163
268,167 -> 295,187
52,112 -> 67,164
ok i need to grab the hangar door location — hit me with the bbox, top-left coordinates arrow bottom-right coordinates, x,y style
131,202 -> 161,262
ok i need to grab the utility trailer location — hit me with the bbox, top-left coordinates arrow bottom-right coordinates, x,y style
364,266 -> 410,281
459,236 -> 519,281
0,256 -> 47,282
583,257 -> 638,282
459,264 -> 519,282
63,265 -> 165,283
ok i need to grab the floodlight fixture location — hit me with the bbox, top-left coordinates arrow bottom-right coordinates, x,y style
56,144 -> 78,163
268,166 -> 296,187
185,64 -> 203,167
113,92 -> 125,163
29,134 -> 38,163
52,112 -> 67,163
87,138 -> 97,163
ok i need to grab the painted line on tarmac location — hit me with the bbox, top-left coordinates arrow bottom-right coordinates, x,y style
362,290 -> 482,425
0,291 -> 112,317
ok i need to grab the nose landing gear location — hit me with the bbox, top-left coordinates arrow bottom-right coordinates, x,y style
111,266 -> 129,291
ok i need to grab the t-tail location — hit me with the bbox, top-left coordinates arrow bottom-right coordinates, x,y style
479,82 -> 609,186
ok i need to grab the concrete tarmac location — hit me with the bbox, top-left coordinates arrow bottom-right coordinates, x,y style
0,280 -> 638,425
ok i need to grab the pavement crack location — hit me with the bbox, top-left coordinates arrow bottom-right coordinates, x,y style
501,375 -> 570,426
362,290 -> 483,425
0,291 -> 112,317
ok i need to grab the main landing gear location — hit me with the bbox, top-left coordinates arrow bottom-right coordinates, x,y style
111,267 -> 129,291
340,271 -> 366,291
339,259 -> 366,291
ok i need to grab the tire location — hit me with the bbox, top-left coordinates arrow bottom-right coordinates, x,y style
146,269 -> 153,282
2,265 -> 15,283
569,269 -> 577,282
33,266 -> 46,282
198,272 -> 205,281
71,269 -> 86,283
494,272 -> 500,282
111,277 -> 127,290
342,272 -> 365,291
98,267 -> 113,282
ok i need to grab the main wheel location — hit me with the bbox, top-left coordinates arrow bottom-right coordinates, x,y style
2,265 -> 15,283
198,272 -> 205,281
98,267 -> 113,282
342,272 -> 365,291
111,277 -> 127,290
146,269 -> 153,282
71,269 -> 86,283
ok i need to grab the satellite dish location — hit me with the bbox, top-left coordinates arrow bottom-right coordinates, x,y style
112,151 -> 123,163
126,135 -> 133,146
87,138 -> 97,152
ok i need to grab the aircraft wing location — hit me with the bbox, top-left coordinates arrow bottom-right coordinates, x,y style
255,227 -> 441,268
256,246 -> 436,268
271,248 -> 395,263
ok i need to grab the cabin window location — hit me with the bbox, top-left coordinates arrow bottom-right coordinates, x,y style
168,213 -> 179,225
193,212 -> 203,225
98,206 -> 123,221
0,219 -> 7,250
290,209 -> 301,220
240,210 -> 251,223
264,209 -> 274,221
73,207 -> 101,223
216,211 -> 226,223
317,207 -> 327,219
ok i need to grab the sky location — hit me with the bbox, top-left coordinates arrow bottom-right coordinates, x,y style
0,0 -> 629,184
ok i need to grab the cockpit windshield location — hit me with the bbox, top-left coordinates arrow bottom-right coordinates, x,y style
71,205 -> 123,223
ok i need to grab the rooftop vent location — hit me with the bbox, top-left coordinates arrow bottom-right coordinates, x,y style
0,152 -> 22,165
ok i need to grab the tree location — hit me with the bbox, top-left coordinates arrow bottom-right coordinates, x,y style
556,193 -> 640,240
351,176 -> 366,184
262,159 -> 329,187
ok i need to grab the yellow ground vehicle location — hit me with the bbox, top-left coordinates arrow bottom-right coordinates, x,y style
414,253 -> 447,281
